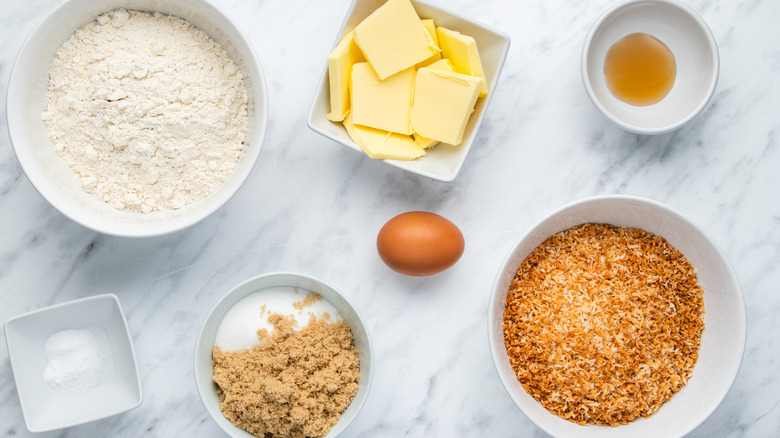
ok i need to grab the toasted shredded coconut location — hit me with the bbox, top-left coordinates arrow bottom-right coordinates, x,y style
503,223 -> 704,426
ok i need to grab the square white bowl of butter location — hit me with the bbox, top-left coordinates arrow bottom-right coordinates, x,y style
4,294 -> 142,432
307,0 -> 510,182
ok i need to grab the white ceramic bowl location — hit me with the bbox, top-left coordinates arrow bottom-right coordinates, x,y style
6,0 -> 268,237
488,195 -> 745,438
582,0 -> 718,134
4,294 -> 142,433
307,0 -> 510,182
194,272 -> 374,437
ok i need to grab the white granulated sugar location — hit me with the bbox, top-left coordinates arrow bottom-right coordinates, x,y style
42,9 -> 248,212
215,287 -> 342,352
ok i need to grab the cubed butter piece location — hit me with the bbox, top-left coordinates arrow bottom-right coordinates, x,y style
436,27 -> 488,97
414,19 -> 442,69
426,58 -> 455,73
412,58 -> 450,150
423,19 -> 439,46
327,31 -> 366,122
413,132 -> 439,149
351,62 -> 414,135
344,112 -> 426,160
354,0 -> 438,79
411,67 -> 485,145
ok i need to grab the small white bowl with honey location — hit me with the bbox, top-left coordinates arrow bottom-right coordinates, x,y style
582,0 -> 718,134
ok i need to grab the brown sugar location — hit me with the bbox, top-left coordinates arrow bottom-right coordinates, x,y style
293,291 -> 323,311
503,223 -> 704,426
212,313 -> 360,438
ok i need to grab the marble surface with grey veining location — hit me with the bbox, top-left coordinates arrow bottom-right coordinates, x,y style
1,0 -> 779,436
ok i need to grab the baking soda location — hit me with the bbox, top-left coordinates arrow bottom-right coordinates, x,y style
43,328 -> 109,392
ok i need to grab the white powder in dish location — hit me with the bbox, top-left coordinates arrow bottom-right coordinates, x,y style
215,287 -> 342,352
42,8 -> 248,213
43,328 -> 106,392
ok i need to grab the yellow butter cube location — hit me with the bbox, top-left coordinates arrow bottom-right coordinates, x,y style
354,0 -> 438,79
414,19 -> 442,69
327,31 -> 366,122
411,67 -> 485,145
413,132 -> 439,149
351,62 -> 414,135
411,59 -> 454,150
343,112 -> 426,160
436,26 -> 488,97
425,58 -> 455,73
423,19 -> 439,46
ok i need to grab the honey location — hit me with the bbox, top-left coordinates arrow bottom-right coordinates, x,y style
604,33 -> 676,106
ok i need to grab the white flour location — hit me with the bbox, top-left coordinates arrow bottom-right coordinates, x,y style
42,9 -> 248,212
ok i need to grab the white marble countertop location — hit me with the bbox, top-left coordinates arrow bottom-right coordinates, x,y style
1,0 -> 778,436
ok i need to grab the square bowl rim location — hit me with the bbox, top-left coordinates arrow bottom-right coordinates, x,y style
4,293 -> 142,432
307,0 -> 511,182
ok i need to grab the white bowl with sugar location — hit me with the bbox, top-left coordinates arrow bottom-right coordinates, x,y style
194,272 -> 374,438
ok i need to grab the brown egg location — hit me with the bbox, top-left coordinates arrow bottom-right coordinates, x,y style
376,211 -> 465,276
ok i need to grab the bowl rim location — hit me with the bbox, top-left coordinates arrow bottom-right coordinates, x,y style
580,0 -> 719,135
6,0 -> 269,238
193,271 -> 374,437
487,194 -> 746,437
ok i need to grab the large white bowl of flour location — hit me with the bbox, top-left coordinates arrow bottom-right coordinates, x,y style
7,0 -> 268,237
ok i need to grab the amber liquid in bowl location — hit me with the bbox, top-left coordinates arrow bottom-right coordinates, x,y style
604,33 -> 677,106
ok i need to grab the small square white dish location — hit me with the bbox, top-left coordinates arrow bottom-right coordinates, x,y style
4,294 -> 142,432
307,0 -> 510,182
